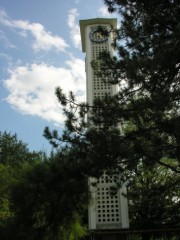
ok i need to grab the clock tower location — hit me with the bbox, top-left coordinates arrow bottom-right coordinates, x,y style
80,18 -> 118,107
80,18 -> 129,238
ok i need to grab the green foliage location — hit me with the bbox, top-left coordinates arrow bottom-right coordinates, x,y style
127,160 -> 180,240
128,161 -> 180,227
0,164 -> 13,222
0,131 -> 42,166
9,150 -> 88,240
0,131 -> 88,239
0,131 -> 44,239
44,0 -> 180,175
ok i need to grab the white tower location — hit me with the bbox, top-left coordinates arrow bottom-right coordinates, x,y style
79,18 -> 129,233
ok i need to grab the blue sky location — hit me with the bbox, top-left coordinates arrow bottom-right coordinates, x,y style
0,0 -> 117,153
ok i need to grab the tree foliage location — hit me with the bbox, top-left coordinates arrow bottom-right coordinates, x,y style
0,132 -> 88,239
10,150 -> 88,240
44,0 -> 180,176
127,160 -> 180,240
101,0 -> 180,170
0,132 -> 43,239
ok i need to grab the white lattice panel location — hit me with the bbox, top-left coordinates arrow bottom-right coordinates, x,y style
96,174 -> 121,225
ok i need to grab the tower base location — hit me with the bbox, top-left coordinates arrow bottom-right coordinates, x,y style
90,229 -> 130,240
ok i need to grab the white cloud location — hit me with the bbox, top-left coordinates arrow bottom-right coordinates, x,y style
0,9 -> 68,52
98,6 -> 120,28
98,6 -> 111,17
67,8 -> 81,49
3,58 -> 86,126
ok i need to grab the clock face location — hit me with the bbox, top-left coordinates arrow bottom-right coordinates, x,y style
89,27 -> 108,43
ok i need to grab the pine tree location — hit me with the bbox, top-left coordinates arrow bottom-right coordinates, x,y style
44,1 -> 180,236
45,0 -> 180,175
